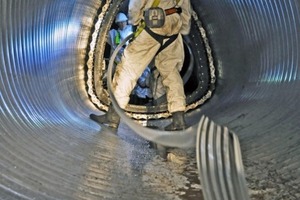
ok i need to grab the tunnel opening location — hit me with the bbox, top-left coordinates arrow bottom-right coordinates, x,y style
86,0 -> 216,120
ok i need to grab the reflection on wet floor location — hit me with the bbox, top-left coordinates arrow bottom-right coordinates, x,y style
75,122 -> 203,200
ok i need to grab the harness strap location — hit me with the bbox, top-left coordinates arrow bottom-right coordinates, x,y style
165,7 -> 182,15
144,26 -> 178,56
157,34 -> 178,55
152,0 -> 161,7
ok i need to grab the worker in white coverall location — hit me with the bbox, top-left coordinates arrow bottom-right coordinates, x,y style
102,12 -> 132,86
90,0 -> 192,130
130,66 -> 153,105
107,12 -> 133,64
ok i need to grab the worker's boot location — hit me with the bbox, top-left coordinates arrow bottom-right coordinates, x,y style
90,105 -> 120,129
164,111 -> 186,131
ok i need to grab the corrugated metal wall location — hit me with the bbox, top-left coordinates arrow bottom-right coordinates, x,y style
1,0 -> 299,199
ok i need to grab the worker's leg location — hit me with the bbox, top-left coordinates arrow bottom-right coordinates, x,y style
155,35 -> 187,130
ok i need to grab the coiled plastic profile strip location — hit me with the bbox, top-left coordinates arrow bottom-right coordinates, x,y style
196,116 -> 250,200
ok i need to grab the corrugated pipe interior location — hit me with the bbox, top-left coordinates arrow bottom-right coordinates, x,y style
1,0 -> 300,199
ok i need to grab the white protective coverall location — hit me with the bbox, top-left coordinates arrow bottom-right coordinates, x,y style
133,66 -> 152,99
112,0 -> 192,113
107,23 -> 133,63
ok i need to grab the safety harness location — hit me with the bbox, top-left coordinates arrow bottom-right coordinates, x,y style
134,0 -> 182,55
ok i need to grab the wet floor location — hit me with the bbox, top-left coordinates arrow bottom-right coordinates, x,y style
74,122 -> 204,200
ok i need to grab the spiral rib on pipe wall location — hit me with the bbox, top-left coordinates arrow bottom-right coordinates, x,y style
193,0 -> 300,198
1,0 -> 300,199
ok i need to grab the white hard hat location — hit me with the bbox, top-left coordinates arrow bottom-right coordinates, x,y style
115,12 -> 128,23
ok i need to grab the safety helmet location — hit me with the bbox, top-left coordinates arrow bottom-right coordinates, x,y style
115,12 -> 128,23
